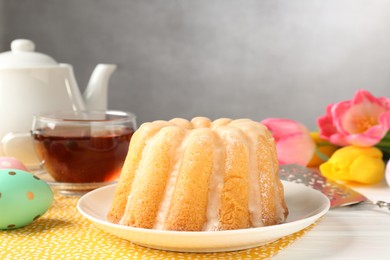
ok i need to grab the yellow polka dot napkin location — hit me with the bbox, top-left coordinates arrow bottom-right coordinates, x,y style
0,194 -> 317,259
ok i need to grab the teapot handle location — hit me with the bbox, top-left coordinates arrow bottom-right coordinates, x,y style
2,132 -> 41,169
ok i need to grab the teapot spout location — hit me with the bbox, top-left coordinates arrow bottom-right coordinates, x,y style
83,64 -> 117,110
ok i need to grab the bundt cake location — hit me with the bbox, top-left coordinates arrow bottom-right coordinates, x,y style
107,117 -> 288,231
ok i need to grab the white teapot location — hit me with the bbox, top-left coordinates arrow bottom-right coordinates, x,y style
0,39 -> 117,166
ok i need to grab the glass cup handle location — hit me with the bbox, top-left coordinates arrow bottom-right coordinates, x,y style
2,132 -> 41,169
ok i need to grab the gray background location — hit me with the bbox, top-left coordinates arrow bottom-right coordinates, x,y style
1,0 -> 390,130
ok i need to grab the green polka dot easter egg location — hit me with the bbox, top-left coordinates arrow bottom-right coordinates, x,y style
0,169 -> 53,230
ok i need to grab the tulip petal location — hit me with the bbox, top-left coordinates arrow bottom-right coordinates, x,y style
276,134 -> 315,166
317,105 -> 338,140
353,89 -> 385,107
349,155 -> 385,184
345,125 -> 388,147
379,111 -> 390,129
261,118 -> 306,141
332,101 -> 353,135
329,133 -> 349,147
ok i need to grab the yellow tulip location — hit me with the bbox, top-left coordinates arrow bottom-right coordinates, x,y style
320,146 -> 385,184
307,132 -> 339,167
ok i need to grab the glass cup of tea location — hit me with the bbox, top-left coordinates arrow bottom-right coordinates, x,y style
30,110 -> 136,195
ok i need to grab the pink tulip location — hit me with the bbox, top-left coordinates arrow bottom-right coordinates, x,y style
261,118 -> 315,166
318,89 -> 390,147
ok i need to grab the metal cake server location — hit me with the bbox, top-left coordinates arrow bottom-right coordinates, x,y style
279,164 -> 390,210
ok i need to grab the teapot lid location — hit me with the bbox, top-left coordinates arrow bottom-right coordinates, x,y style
0,39 -> 58,67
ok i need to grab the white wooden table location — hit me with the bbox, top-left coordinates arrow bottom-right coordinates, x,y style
273,180 -> 390,259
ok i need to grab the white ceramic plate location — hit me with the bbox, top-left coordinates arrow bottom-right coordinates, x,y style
77,181 -> 330,252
